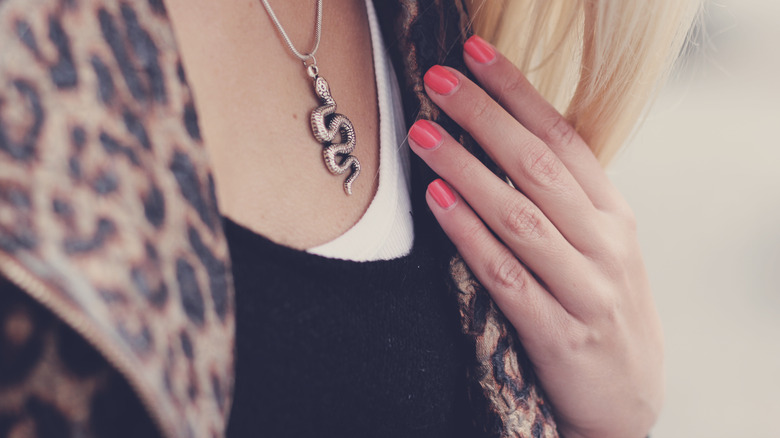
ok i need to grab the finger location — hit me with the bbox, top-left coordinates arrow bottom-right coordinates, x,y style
425,178 -> 569,349
409,120 -> 592,312
422,65 -> 602,251
462,35 -> 624,212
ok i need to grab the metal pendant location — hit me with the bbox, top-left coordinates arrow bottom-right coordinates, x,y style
308,67 -> 360,195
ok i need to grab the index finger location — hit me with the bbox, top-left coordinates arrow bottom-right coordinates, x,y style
462,35 -> 625,212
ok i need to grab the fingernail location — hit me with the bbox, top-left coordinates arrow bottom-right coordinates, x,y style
409,120 -> 443,150
424,65 -> 459,95
464,35 -> 496,64
428,179 -> 457,209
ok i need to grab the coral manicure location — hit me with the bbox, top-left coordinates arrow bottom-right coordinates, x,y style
424,65 -> 459,95
464,35 -> 496,64
409,120 -> 443,150
428,179 -> 457,209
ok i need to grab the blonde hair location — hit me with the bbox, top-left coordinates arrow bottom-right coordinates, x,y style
466,0 -> 701,165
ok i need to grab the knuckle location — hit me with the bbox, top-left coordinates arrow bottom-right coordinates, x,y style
589,289 -> 621,322
460,216 -> 486,242
451,152 -> 480,181
563,323 -> 602,355
564,295 -> 620,349
594,238 -> 627,274
543,319 -> 597,359
502,201 -> 546,241
590,243 -> 637,301
501,71 -> 529,97
468,95 -> 493,125
586,211 -> 638,267
543,114 -> 577,149
524,146 -> 565,188
489,255 -> 529,293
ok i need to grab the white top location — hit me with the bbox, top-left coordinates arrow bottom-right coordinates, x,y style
307,0 -> 414,261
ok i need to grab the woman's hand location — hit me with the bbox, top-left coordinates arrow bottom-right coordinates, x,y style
408,36 -> 664,438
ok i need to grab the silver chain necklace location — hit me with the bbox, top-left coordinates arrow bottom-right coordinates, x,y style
260,0 -> 361,195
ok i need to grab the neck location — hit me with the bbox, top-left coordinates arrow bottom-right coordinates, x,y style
163,0 -> 381,249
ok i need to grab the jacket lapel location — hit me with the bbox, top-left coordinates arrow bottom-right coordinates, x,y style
0,1 -> 234,437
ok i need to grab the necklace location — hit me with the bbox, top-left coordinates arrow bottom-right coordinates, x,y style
260,0 -> 361,195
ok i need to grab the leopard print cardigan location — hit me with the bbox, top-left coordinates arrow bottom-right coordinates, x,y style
0,0 -> 558,437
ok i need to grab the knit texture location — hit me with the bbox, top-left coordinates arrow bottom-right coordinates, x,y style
224,217 -> 476,438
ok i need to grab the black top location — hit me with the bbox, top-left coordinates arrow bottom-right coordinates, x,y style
223,216 -> 475,438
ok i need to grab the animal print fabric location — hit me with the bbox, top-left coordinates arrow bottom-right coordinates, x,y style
0,278 -> 161,438
0,0 -> 558,437
0,0 -> 234,437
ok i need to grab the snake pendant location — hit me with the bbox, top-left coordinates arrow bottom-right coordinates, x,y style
309,74 -> 361,195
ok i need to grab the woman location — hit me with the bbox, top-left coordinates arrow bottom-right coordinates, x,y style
0,0 -> 699,437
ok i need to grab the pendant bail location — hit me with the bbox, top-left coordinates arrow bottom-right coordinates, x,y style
304,55 -> 319,78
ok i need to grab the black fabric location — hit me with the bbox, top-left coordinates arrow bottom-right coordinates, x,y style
224,214 -> 476,438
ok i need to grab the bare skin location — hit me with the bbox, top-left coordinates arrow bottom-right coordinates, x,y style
164,0 -> 379,249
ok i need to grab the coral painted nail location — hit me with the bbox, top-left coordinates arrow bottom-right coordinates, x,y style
424,65 -> 459,95
428,179 -> 457,209
464,35 -> 496,64
409,120 -> 443,150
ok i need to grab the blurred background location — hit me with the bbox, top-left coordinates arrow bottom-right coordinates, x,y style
609,0 -> 780,436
